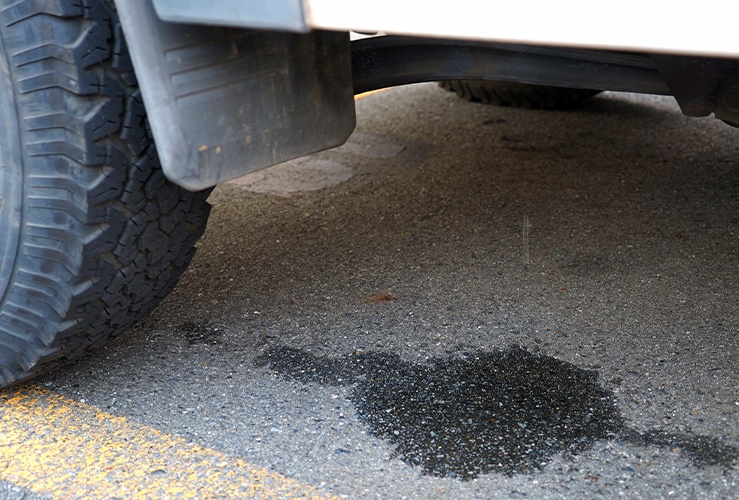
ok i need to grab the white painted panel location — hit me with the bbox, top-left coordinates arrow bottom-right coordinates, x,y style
304,0 -> 739,58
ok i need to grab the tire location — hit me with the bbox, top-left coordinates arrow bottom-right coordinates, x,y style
440,80 -> 600,109
0,0 -> 212,388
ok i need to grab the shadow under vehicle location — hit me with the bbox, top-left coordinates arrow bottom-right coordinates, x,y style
1,0 -> 738,386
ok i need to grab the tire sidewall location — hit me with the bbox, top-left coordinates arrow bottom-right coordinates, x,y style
0,31 -> 23,303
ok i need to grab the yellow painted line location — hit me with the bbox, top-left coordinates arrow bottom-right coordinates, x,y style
0,386 -> 337,499
354,88 -> 387,100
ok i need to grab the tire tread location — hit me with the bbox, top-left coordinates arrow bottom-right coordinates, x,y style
440,80 -> 600,109
0,0 -> 211,387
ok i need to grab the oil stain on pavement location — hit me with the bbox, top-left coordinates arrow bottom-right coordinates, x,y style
256,346 -> 737,480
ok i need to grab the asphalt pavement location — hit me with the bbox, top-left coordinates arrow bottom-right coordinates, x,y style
2,83 -> 737,498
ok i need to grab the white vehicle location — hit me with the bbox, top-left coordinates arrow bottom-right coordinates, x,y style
1,0 -> 737,387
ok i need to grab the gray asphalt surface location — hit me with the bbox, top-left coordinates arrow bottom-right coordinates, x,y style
12,83 -> 739,498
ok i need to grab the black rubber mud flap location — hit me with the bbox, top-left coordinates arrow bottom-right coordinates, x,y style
115,0 -> 356,191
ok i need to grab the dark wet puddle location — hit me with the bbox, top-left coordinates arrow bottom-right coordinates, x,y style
180,321 -> 223,346
256,346 -> 737,480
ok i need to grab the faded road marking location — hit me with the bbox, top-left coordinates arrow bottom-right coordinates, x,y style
0,386 -> 335,499
227,88 -> 390,193
229,158 -> 354,194
334,132 -> 405,159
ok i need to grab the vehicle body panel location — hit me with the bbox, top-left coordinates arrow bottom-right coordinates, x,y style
155,0 -> 739,58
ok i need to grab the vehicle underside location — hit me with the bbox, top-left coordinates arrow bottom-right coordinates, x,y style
115,0 -> 739,191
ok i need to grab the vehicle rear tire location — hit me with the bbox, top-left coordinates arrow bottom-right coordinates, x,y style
0,0 -> 212,388
440,80 -> 600,109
